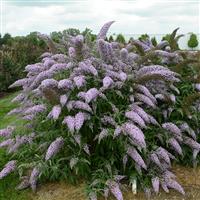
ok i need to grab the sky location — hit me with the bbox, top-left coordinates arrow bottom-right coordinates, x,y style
1,0 -> 199,36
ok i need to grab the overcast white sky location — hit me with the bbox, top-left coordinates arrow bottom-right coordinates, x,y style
1,0 -> 200,36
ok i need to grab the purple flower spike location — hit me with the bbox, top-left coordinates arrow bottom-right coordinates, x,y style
106,180 -> 123,200
73,101 -> 93,113
98,129 -> 109,143
127,146 -> 147,169
0,138 -> 14,148
119,72 -> 127,82
0,160 -> 16,179
113,126 -> 122,138
47,105 -> 61,120
149,153 -> 162,169
78,62 -> 98,76
45,137 -> 64,161
85,88 -> 99,103
62,116 -> 75,133
135,93 -> 156,108
58,79 -> 73,90
125,111 -> 146,128
68,47 -> 76,58
25,104 -> 46,115
73,75 -> 86,88
162,122 -> 182,141
97,21 -> 115,40
152,177 -> 160,194
166,179 -> 185,195
60,94 -> 68,107
168,138 -> 183,155
122,122 -> 146,149
29,167 -> 40,192
184,136 -> 200,150
75,112 -> 86,131
0,126 -> 15,138
103,76 -> 114,89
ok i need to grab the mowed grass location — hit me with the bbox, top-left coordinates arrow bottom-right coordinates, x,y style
0,92 -> 32,200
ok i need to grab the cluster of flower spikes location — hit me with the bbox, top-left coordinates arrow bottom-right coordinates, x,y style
0,21 -> 200,200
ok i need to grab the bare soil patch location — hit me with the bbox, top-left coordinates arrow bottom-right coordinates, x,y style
32,165 -> 200,200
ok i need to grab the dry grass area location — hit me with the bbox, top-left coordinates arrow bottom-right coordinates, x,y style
32,165 -> 200,200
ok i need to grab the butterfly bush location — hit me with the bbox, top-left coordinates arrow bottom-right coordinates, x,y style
0,21 -> 200,200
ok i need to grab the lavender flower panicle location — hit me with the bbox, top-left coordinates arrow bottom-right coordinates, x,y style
0,138 -> 14,148
127,146 -> 147,169
75,112 -> 86,131
113,126 -> 122,138
152,177 -> 160,194
162,122 -> 182,141
106,180 -> 123,200
73,75 -> 86,88
97,21 -> 115,40
73,101 -> 93,113
25,104 -> 46,115
166,179 -> 185,195
45,137 -> 64,161
125,111 -> 146,128
58,79 -> 73,90
85,88 -> 99,103
135,93 -> 156,108
183,136 -> 200,150
122,123 -> 146,149
98,129 -> 109,143
60,94 -> 68,107
47,105 -> 61,120
0,160 -> 16,179
29,167 -> 40,192
168,138 -> 183,155
103,76 -> 114,89
63,116 -> 75,133
130,104 -> 150,123
0,126 -> 15,138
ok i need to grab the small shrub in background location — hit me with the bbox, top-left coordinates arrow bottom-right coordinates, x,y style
187,33 -> 199,50
0,21 -> 200,200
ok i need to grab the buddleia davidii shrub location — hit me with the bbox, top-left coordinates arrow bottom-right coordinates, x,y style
0,21 -> 198,199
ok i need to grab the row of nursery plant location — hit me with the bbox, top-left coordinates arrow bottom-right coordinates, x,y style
0,21 -> 200,200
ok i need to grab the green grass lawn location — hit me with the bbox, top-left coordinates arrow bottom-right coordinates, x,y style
0,93 -> 32,200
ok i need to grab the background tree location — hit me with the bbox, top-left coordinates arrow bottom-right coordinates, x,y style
188,33 -> 199,50
138,33 -> 149,41
115,33 -> 126,43
151,36 -> 157,46
108,35 -> 114,42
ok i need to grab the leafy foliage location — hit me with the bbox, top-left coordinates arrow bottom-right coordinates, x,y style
162,28 -> 184,51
